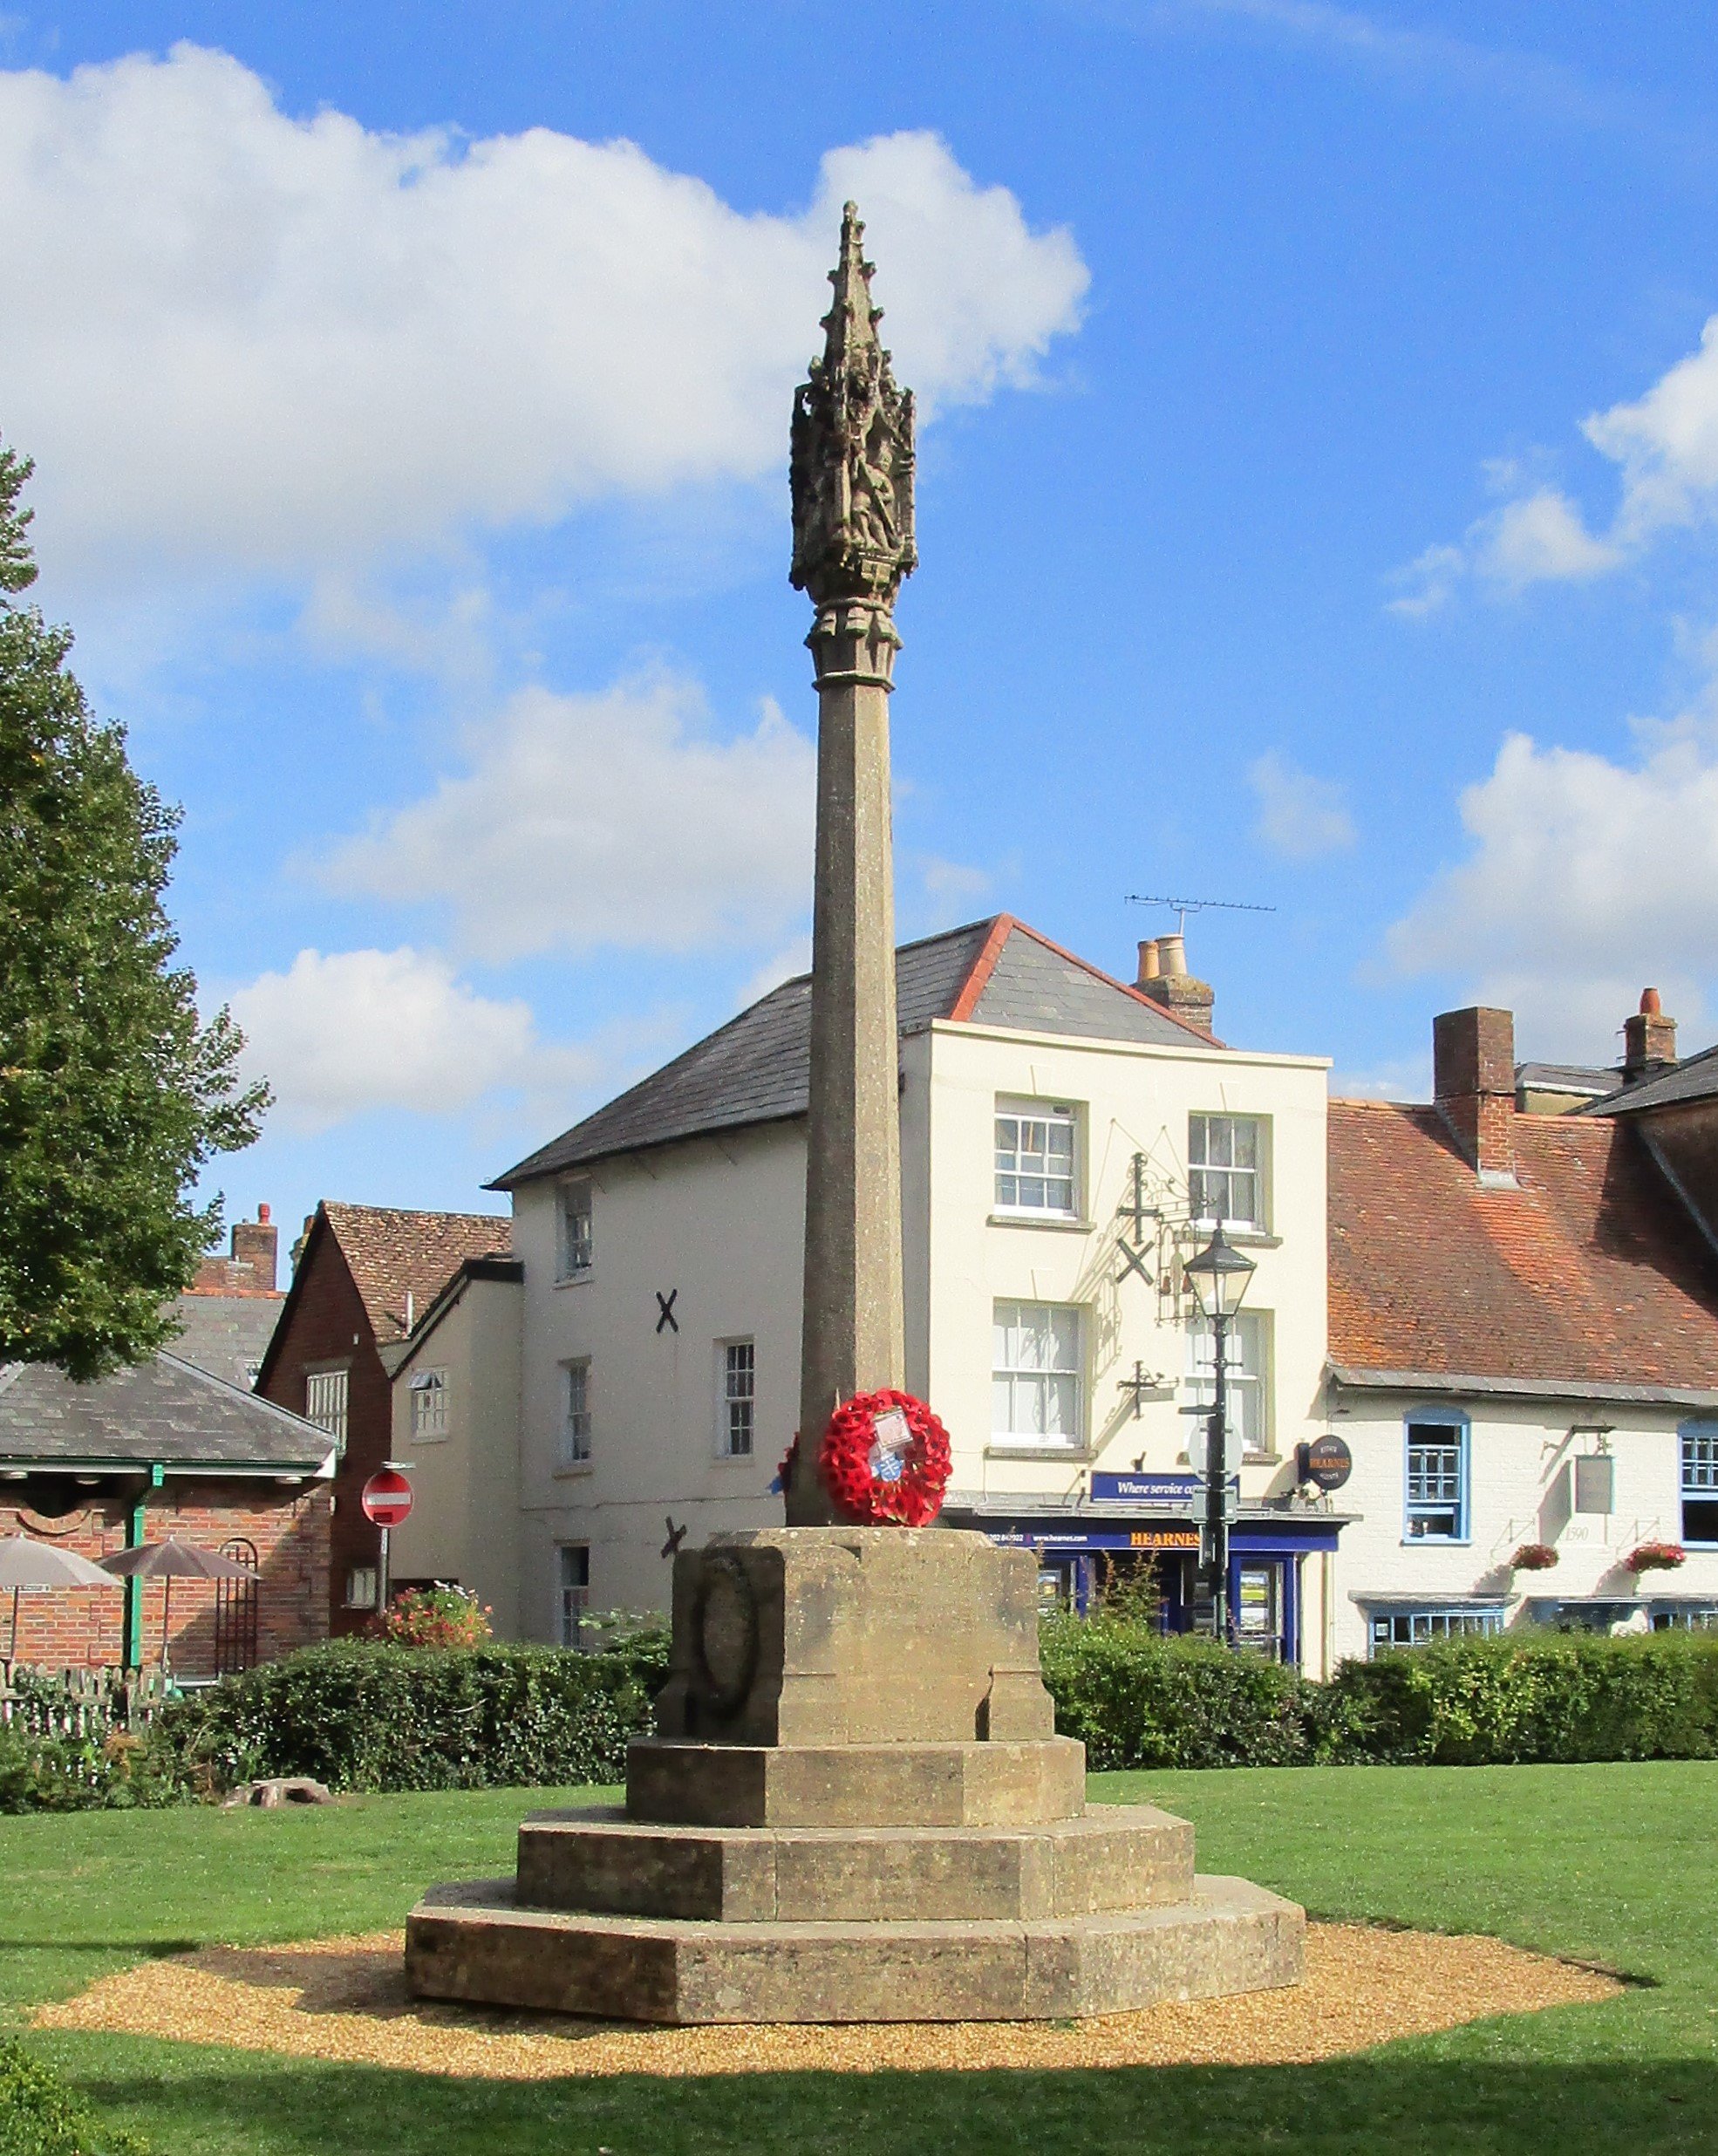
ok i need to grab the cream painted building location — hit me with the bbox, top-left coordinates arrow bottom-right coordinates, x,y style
384,1254 -> 526,1634
491,917 -> 1343,1670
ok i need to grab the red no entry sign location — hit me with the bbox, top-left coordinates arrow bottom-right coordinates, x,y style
361,1467 -> 414,1528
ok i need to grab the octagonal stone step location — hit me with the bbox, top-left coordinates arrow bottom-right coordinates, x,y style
405,1873 -> 1305,2024
625,1736 -> 1086,1829
515,1803 -> 1194,1923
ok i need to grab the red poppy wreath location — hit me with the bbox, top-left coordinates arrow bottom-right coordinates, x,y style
817,1387 -> 952,1526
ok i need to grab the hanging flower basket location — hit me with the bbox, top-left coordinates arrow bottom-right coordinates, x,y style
817,1388 -> 952,1527
1509,1542 -> 1559,1573
1624,1541 -> 1687,1574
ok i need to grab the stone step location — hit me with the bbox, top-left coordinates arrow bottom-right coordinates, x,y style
515,1803 -> 1196,1923
625,1735 -> 1086,1829
405,1873 -> 1305,2024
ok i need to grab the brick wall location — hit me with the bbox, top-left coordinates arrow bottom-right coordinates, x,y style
2,1483 -> 330,1675
260,1230 -> 391,1636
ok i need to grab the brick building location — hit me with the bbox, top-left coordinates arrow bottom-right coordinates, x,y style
258,1202 -> 511,1632
170,1204 -> 283,1391
0,1353 -> 333,1675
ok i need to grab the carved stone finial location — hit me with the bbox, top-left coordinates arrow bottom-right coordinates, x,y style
790,202 -> 917,611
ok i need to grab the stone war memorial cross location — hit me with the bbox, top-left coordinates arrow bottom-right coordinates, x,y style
403,208 -> 1305,2023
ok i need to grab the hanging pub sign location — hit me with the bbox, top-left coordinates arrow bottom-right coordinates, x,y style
1298,1435 -> 1353,1492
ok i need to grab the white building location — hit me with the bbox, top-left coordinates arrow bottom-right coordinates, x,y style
1325,1003 -> 1718,1662
489,916 -> 1342,1668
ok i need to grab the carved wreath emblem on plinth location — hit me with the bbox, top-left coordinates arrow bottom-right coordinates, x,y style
690,1551 -> 760,1719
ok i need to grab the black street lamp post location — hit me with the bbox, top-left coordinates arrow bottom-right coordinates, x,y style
1183,1224 -> 1257,1647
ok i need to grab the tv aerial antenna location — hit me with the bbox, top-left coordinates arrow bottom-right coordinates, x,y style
1126,893 -> 1276,937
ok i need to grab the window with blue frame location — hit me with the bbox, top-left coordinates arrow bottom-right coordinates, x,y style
1367,1606 -> 1503,1654
1403,1413 -> 1469,1540
1681,1423 -> 1718,1545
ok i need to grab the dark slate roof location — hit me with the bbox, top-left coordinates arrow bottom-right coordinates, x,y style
494,916 -> 1221,1188
1585,1042 -> 1718,1116
167,1293 -> 283,1391
1517,1062 -> 1618,1098
0,1353 -> 336,1472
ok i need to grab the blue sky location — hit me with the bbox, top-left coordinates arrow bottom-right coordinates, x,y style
8,3 -> 1718,1246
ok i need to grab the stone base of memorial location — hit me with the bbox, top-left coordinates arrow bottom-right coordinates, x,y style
404,1529 -> 1305,2024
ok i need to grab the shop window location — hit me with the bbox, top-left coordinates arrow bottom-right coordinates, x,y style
1367,1606 -> 1503,1654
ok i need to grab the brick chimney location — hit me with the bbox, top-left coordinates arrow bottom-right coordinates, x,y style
1136,931 -> 1215,1034
231,1204 -> 278,1293
1434,1006 -> 1517,1184
1623,987 -> 1677,1085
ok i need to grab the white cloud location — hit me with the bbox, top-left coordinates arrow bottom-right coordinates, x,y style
1247,750 -> 1355,859
1585,315 -> 1718,544
1479,488 -> 1620,587
0,45 -> 1087,590
1327,1054 -> 1429,1103
1385,723 -> 1718,1058
323,672 -> 816,963
230,945 -> 594,1135
740,937 -> 814,1006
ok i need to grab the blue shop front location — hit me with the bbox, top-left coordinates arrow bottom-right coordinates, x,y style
949,1470 -> 1349,1670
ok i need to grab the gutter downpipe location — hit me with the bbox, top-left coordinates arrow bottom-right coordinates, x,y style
122,1463 -> 164,1670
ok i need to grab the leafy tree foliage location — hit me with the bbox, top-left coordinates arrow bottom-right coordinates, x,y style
0,441 -> 269,1378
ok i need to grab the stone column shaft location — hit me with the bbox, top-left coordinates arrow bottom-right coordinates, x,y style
790,601 -> 906,1524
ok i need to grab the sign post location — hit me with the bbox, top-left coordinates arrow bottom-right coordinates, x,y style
361,1466 -> 414,1616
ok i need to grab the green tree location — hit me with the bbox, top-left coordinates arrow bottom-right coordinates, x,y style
0,440 -> 269,1379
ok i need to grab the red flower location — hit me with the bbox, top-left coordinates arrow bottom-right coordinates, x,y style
816,1388 -> 952,1527
1510,1542 -> 1559,1573
1624,1541 -> 1687,1573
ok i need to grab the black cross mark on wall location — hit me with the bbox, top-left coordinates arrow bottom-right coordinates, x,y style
1114,1240 -> 1153,1287
660,1515 -> 689,1559
655,1289 -> 679,1334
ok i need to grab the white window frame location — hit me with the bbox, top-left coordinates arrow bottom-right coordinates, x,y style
992,1300 -> 1086,1451
304,1366 -> 350,1450
993,1098 -> 1080,1219
556,1178 -> 594,1282
1185,1311 -> 1271,1457
557,1357 -> 592,1471
557,1544 -> 590,1649
717,1339 -> 756,1460
1188,1113 -> 1266,1232
409,1367 -> 449,1441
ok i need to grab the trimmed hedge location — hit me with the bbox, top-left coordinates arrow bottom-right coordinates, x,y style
1040,1620 -> 1718,1771
155,1634 -> 671,1795
1329,1628 -> 1718,1765
1040,1615 -> 1358,1769
0,2042 -> 149,2156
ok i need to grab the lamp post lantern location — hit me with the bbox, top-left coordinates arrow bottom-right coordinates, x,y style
1183,1224 -> 1256,1645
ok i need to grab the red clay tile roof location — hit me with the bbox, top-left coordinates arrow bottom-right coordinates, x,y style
1328,1099 -> 1718,1390
321,1203 -> 511,1346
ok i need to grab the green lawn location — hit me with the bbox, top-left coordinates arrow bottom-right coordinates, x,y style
8,1764 -> 1716,2155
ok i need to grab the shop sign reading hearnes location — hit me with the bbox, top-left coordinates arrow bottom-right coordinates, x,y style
1128,1527 -> 1200,1551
